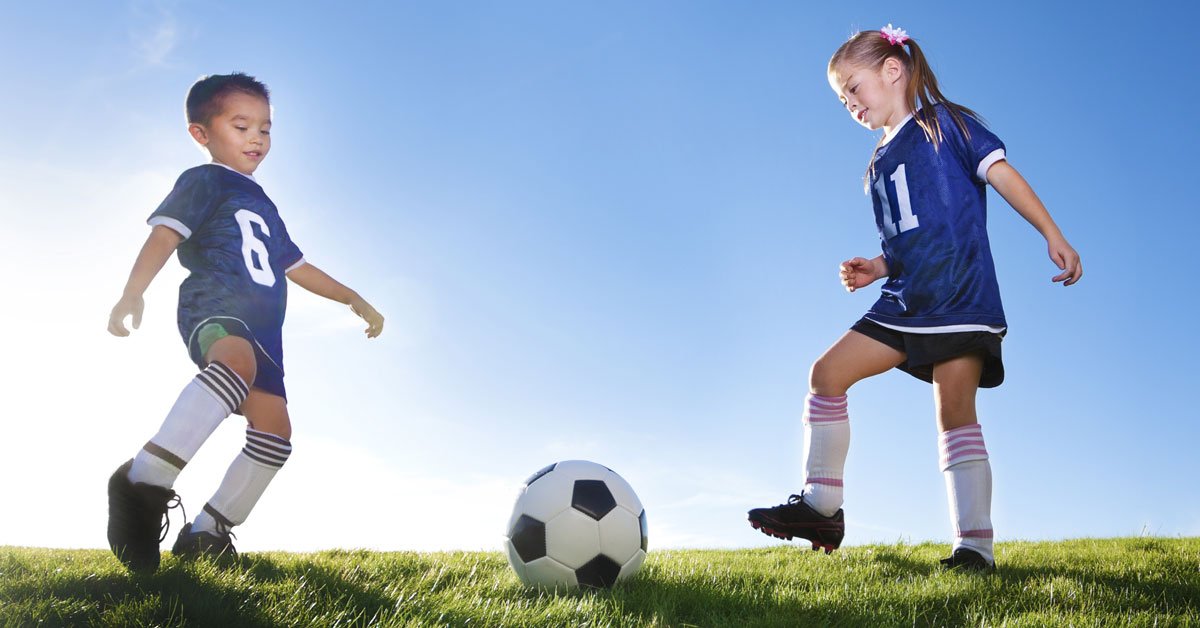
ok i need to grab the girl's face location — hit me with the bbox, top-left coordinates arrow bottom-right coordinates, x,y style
829,58 -> 908,131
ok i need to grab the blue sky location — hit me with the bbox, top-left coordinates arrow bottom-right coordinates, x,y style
1,1 -> 1196,553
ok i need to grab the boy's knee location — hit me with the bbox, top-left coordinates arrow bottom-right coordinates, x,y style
243,391 -> 291,441
205,335 -> 257,386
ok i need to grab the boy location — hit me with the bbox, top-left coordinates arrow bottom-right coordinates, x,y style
106,73 -> 384,573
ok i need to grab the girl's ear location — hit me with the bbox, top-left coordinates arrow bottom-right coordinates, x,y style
882,57 -> 905,85
188,123 -> 209,145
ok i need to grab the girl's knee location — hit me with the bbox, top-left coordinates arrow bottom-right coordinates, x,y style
809,358 -> 850,396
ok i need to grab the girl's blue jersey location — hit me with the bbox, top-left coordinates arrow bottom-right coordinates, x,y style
148,164 -> 304,367
866,104 -> 1008,332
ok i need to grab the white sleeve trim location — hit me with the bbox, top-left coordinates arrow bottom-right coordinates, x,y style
284,257 -> 307,273
147,216 -> 191,240
976,148 -> 1006,184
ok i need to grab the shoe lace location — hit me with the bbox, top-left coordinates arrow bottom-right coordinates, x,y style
159,493 -> 186,543
214,521 -> 239,560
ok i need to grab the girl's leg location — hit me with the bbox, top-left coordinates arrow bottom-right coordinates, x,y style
186,388 -> 293,543
127,335 -> 255,488
810,330 -> 907,396
802,331 -> 905,515
748,330 -> 905,548
932,353 -> 994,567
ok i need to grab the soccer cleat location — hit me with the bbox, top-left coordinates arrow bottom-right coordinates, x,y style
939,547 -> 995,573
107,459 -> 182,573
747,494 -> 845,553
172,522 -> 238,562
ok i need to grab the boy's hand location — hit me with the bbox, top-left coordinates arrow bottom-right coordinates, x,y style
839,257 -> 881,293
108,294 -> 144,336
1047,236 -> 1082,286
350,297 -> 384,338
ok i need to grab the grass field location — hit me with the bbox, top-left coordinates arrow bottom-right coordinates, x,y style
2,538 -> 1197,627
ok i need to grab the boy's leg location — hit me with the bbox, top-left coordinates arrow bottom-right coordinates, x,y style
174,389 -> 292,558
127,335 -> 256,488
932,353 -> 995,570
748,331 -> 904,549
108,335 -> 254,572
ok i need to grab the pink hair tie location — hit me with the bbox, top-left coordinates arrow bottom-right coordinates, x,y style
880,23 -> 909,45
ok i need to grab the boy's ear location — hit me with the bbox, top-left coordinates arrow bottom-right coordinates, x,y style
188,123 -> 209,145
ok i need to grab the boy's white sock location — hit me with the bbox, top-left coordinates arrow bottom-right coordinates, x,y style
127,362 -> 249,488
940,423 -> 993,564
802,393 -> 850,517
193,427 -> 292,535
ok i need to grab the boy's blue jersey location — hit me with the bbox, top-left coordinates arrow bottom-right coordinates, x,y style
148,164 -> 304,372
866,104 -> 1008,332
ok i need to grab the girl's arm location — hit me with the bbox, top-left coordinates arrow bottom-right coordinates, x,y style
108,225 -> 183,336
986,161 -> 1083,286
286,262 -> 384,338
839,254 -> 889,293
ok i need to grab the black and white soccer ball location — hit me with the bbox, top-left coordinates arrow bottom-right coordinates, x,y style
504,460 -> 648,589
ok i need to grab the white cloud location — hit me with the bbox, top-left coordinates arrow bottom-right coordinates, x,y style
136,20 -> 177,67
129,1 -> 178,68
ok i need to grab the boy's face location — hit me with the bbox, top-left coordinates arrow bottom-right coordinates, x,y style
188,91 -> 271,175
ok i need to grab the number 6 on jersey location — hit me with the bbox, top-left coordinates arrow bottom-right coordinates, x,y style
235,208 -> 276,287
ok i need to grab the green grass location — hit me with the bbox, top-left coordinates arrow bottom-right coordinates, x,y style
2,538 -> 1197,627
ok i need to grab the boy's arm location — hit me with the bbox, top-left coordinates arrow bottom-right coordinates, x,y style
986,161 -> 1083,286
108,225 -> 183,336
286,263 -> 384,338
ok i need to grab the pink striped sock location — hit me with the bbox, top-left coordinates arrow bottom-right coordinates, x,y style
802,393 -> 849,517
939,423 -> 993,564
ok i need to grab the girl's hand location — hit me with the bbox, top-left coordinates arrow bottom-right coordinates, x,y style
108,294 -> 144,336
350,297 -> 384,338
839,257 -> 881,292
1047,236 -> 1082,286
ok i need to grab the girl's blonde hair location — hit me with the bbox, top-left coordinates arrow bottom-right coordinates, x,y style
828,29 -> 981,190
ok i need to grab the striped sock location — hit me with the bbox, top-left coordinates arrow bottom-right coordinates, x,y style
939,423 -> 993,564
193,427 -> 292,535
802,393 -> 850,517
127,362 -> 249,488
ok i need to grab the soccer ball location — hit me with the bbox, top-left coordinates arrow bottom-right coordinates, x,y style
503,460 -> 648,589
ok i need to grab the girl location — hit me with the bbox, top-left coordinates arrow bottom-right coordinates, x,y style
747,24 -> 1082,571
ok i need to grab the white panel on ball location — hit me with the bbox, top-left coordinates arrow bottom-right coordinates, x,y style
618,550 -> 647,582
545,509 -> 602,570
597,508 -> 641,561
523,556 -> 578,588
516,469 -> 577,523
553,460 -> 610,481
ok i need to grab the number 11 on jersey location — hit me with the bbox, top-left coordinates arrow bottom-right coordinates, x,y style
875,163 -> 918,239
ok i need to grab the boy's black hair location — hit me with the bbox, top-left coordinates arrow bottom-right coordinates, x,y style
185,73 -> 270,125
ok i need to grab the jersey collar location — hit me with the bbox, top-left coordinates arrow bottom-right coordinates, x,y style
209,160 -> 258,183
881,112 -> 914,146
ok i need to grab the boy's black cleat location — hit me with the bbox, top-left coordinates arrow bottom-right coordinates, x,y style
747,494 -> 845,553
172,522 -> 238,563
107,459 -> 182,574
939,547 -> 995,573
